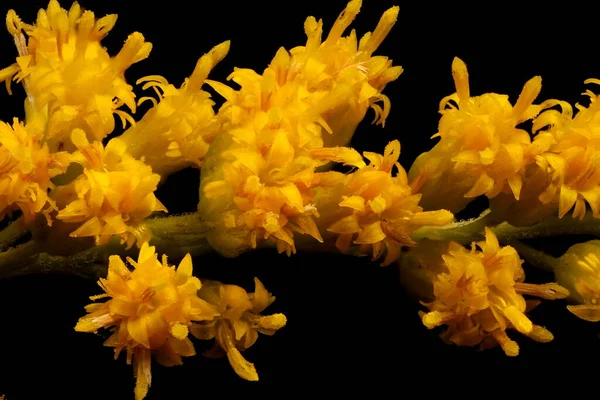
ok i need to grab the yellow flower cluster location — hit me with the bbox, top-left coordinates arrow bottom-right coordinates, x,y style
118,41 -> 230,178
1,0 -> 598,398
75,243 -> 285,400
0,117 -> 68,223
0,0 -> 150,150
0,0 -> 166,249
402,228 -> 567,355
315,140 -> 453,265
52,130 -> 166,247
408,57 -> 600,228
199,0 -> 405,257
408,57 -> 543,214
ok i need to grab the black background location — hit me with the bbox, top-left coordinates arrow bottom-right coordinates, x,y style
0,0 -> 597,398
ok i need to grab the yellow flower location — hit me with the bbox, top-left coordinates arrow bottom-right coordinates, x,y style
0,117 -> 69,223
0,0 -> 151,150
190,278 -> 286,381
323,140 -> 453,266
207,0 -> 402,150
408,57 -> 542,213
75,242 -> 219,400
119,41 -> 230,178
416,228 -> 567,356
555,240 -> 600,322
529,81 -> 600,220
54,129 -> 166,247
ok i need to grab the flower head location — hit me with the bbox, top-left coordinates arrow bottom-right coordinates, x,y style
75,242 -> 219,400
529,81 -> 600,220
191,278 -> 286,381
409,57 -> 542,213
119,41 -> 230,178
54,129 -> 166,247
0,0 -> 151,150
0,117 -> 69,223
416,228 -> 567,356
555,240 -> 600,322
324,140 -> 453,265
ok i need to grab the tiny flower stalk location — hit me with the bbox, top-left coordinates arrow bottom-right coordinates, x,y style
399,228 -> 568,356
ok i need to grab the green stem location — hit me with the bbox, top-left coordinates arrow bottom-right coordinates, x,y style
412,209 -> 600,245
0,216 -> 29,252
0,212 -> 215,279
507,239 -> 559,272
411,209 -> 493,244
146,212 -> 214,259
0,241 -> 41,278
492,213 -> 600,241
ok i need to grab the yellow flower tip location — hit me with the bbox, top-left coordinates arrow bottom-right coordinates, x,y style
114,32 -> 152,72
361,5 -> 400,55
528,325 -> 554,343
187,40 -> 231,92
6,9 -> 21,36
170,323 -> 189,340
326,0 -> 362,43
500,338 -> 520,357
421,310 -> 444,329
451,57 -> 470,102
513,75 -> 542,121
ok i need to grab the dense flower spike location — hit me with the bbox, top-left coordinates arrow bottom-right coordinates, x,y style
198,0 -> 401,257
74,243 -> 220,400
119,41 -> 230,177
1,0 -> 598,397
409,57 -> 542,213
53,130 -> 166,247
191,278 -> 286,381
0,0 -> 151,151
413,228 -> 567,356
317,140 -> 453,265
0,118 -> 69,223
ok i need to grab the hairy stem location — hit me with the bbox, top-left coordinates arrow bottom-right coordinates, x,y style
412,209 -> 600,245
0,216 -> 29,252
0,212 -> 215,279
507,239 -> 559,272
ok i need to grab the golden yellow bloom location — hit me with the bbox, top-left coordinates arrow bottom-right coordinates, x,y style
417,228 -> 567,356
408,57 -> 542,213
75,242 -> 219,400
198,1 -> 402,257
53,129 -> 166,247
190,278 -> 286,381
207,0 -> 402,150
119,41 -> 230,178
0,0 -> 151,150
555,240 -> 600,322
323,140 -> 453,266
0,117 -> 69,223
529,81 -> 600,220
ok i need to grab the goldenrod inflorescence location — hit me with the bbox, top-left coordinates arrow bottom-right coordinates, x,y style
0,1 -> 598,398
